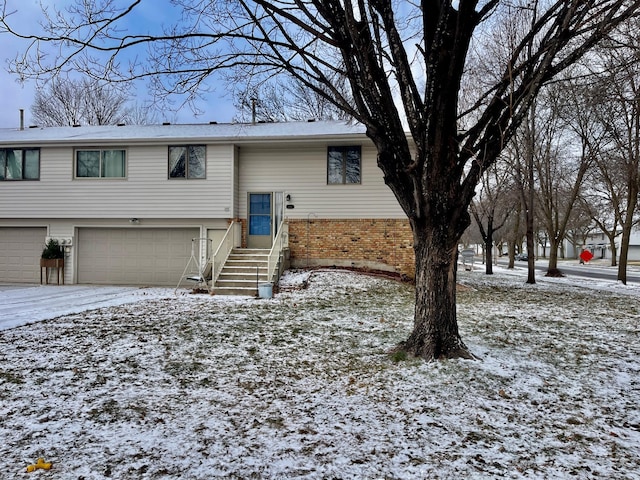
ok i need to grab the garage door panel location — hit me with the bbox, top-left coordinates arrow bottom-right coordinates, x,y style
78,228 -> 199,286
0,228 -> 47,283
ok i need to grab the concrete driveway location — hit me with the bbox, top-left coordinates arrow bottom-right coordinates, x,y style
0,284 -> 174,331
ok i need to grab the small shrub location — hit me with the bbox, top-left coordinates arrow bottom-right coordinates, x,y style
41,238 -> 64,259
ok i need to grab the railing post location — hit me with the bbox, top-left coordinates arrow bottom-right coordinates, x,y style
211,221 -> 238,286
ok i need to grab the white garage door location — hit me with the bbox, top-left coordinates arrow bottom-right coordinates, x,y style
0,227 -> 47,283
77,228 -> 199,286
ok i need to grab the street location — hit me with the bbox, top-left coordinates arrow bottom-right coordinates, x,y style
501,259 -> 640,283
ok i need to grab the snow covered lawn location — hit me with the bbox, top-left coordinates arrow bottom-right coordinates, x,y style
1,268 -> 639,479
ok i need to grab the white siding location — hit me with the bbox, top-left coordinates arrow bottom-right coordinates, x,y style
238,143 -> 405,219
0,144 -> 234,219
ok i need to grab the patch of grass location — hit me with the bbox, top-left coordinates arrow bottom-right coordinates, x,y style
0,370 -> 24,385
390,349 -> 408,363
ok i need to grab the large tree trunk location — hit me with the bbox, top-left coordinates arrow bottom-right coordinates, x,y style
400,222 -> 474,360
618,231 -> 630,285
609,237 -> 618,267
484,215 -> 494,275
507,241 -> 516,269
617,223 -> 638,286
546,237 -> 563,277
485,235 -> 494,275
524,180 -> 536,284
618,175 -> 639,283
618,156 -> 639,283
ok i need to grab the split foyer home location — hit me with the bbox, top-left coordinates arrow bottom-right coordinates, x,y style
0,120 -> 415,294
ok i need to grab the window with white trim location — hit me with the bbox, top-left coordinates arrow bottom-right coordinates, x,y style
75,149 -> 126,178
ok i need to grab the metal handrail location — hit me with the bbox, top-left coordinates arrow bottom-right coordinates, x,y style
267,220 -> 288,283
212,221 -> 241,285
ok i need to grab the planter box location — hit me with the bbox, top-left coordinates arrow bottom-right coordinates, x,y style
40,258 -> 65,284
40,258 -> 64,268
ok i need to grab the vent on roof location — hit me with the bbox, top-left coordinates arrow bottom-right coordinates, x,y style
117,123 -> 126,126
209,121 -> 218,125
307,118 -> 316,122
29,125 -> 38,129
162,122 -> 171,125
73,124 -> 81,127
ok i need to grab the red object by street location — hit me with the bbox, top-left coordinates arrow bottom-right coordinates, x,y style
580,250 -> 594,263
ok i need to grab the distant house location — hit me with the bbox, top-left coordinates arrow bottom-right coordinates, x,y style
0,121 -> 414,289
566,230 -> 640,262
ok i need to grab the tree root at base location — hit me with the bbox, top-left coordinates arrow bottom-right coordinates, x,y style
391,342 -> 478,361
545,268 -> 565,277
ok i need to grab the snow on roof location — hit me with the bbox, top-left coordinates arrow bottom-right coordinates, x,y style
0,120 -> 367,146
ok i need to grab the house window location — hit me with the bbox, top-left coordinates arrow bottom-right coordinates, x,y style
327,146 -> 361,184
76,149 -> 126,178
0,148 -> 40,180
168,145 -> 206,179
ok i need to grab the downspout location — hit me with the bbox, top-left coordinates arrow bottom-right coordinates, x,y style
307,213 -> 317,267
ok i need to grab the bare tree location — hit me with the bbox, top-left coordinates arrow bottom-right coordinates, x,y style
510,102 -> 538,284
565,198 -> 597,260
470,162 -> 513,274
31,77 -> 131,126
126,103 -> 159,126
500,203 -> 525,269
234,79 -> 351,123
591,37 -> 640,285
569,23 -> 640,282
533,83 -> 592,276
3,1 -> 639,359
586,176 -> 625,265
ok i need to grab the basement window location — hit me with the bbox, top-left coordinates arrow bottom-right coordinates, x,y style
327,146 -> 361,184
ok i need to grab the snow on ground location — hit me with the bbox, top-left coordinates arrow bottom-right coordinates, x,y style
0,285 -> 176,331
1,267 -> 639,479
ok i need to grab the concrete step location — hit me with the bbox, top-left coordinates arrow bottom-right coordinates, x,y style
228,249 -> 269,260
231,248 -> 271,255
214,248 -> 273,296
225,260 -> 268,268
213,286 -> 258,296
214,276 -> 263,284
221,265 -> 269,274
218,269 -> 268,277
216,278 -> 267,288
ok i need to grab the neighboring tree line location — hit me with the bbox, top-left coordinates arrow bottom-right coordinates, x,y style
30,78 -> 156,127
469,17 -> 640,286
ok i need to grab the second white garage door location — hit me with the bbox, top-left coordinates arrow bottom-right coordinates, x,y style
77,228 -> 199,286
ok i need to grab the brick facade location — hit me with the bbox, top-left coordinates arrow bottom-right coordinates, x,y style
286,218 -> 415,278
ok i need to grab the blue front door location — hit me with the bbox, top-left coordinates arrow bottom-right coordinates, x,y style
248,193 -> 272,248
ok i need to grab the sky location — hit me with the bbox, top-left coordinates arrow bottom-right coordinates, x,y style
0,0 -> 237,129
